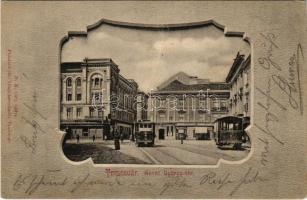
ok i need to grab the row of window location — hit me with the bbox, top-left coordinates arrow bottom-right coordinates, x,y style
229,93 -> 249,108
115,92 -> 136,110
158,114 -> 223,122
156,112 -> 213,123
65,92 -> 141,106
66,107 -> 103,119
152,99 -> 228,108
66,78 -> 82,87
66,93 -> 82,101
66,107 -> 83,118
65,91 -> 104,102
138,124 -> 153,128
66,77 -> 82,102
66,74 -> 104,88
65,74 -> 105,102
230,70 -> 250,94
229,102 -> 249,113
114,110 -> 134,122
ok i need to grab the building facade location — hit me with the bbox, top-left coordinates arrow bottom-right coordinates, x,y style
148,72 -> 230,140
60,58 -> 138,140
226,53 -> 251,117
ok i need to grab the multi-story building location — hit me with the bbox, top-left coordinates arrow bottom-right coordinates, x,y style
226,53 -> 251,117
148,72 -> 230,140
60,58 -> 138,140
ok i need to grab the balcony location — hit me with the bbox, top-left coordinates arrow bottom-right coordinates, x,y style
84,116 -> 104,121
211,107 -> 228,113
198,108 -> 209,113
61,117 -> 104,124
177,109 -> 187,113
157,109 -> 166,113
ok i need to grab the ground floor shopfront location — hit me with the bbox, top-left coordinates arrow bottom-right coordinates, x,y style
60,120 -> 134,140
154,122 -> 214,140
61,121 -> 215,141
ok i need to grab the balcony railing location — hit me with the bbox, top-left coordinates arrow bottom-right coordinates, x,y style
61,117 -> 103,123
84,116 -> 104,121
211,107 -> 228,112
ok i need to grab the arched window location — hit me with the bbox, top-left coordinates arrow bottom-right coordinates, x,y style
95,78 -> 100,86
66,78 -> 72,87
91,74 -> 103,89
76,78 -> 81,87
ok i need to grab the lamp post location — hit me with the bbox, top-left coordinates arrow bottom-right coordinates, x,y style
206,89 -> 210,114
207,89 -> 213,123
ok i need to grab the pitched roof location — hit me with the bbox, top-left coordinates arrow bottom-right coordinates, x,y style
225,53 -> 250,83
156,71 -> 210,90
157,79 -> 229,92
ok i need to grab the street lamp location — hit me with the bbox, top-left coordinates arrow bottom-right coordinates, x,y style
207,88 -> 213,123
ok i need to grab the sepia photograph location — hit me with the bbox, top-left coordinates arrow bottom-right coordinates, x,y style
60,20 -> 251,165
2,1 -> 306,198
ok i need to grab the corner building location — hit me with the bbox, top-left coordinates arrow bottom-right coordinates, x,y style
226,53 -> 251,117
60,58 -> 138,140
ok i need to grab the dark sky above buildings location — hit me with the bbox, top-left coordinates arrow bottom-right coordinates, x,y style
62,24 -> 250,92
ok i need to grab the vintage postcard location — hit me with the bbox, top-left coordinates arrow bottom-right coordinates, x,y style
1,1 -> 306,198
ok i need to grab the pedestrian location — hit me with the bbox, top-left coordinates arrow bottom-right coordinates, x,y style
92,135 -> 96,143
76,134 -> 80,144
180,133 -> 184,144
114,129 -> 120,150
130,133 -> 135,144
120,132 -> 124,144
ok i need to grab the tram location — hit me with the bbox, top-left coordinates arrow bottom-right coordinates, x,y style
213,116 -> 250,149
134,121 -> 156,147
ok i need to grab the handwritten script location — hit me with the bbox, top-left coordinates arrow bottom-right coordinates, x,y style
13,170 -> 155,196
10,32 -> 305,198
255,33 -> 304,147
199,167 -> 267,196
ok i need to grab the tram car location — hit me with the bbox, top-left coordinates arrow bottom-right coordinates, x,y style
213,116 -> 250,149
134,121 -> 156,147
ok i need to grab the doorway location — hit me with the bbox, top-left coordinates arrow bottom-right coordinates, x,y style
159,129 -> 165,140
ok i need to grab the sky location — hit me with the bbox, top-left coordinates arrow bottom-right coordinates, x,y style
62,24 -> 250,92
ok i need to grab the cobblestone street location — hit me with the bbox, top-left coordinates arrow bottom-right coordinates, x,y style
63,139 -> 250,165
